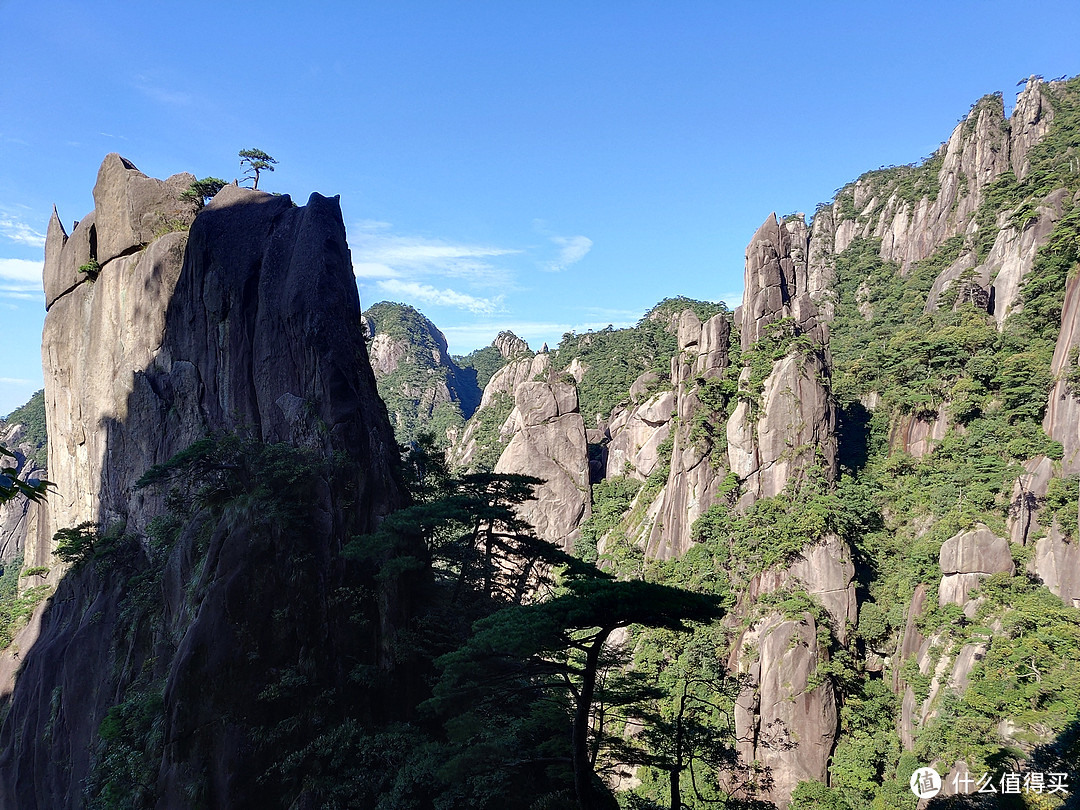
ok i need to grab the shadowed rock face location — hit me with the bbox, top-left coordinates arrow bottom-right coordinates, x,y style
0,157 -> 405,809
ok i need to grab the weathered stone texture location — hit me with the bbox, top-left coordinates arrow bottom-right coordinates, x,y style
494,380 -> 590,550
1044,261 -> 1080,472
741,214 -> 822,351
732,614 -> 837,808
91,153 -> 196,264
1,156 -> 404,810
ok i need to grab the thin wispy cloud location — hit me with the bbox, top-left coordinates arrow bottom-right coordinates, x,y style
376,280 -> 503,315
719,290 -> 743,308
133,74 -> 193,107
531,220 -> 593,273
0,216 -> 46,249
351,222 -> 520,288
0,258 -> 43,297
0,377 -> 33,386
544,235 -> 593,272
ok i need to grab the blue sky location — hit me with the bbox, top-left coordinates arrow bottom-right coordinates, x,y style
3,1 -> 1080,415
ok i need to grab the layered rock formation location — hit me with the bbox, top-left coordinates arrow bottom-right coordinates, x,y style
450,352 -> 552,472
740,215 -> 826,349
643,311 -> 730,559
493,330 -> 530,359
0,156 -> 406,809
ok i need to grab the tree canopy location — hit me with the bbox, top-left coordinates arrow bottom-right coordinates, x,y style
238,148 -> 277,190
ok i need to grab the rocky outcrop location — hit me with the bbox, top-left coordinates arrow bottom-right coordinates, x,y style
725,214 -> 837,508
92,154 -> 197,265
605,386 -> 674,480
832,82 -> 1055,272
740,215 -> 824,350
1010,76 -> 1056,181
646,312 -> 732,558
1004,456 -> 1080,607
1034,527 -> 1080,607
450,353 -> 552,471
1044,265 -> 1080,472
481,352 -> 552,409
494,380 -> 590,550
494,330 -> 530,359
0,157 -> 406,809
363,301 -> 482,443
0,422 -> 47,567
730,535 -> 858,807
744,534 -> 858,643
937,525 -> 1014,606
924,187 -> 1070,326
726,353 -> 835,506
890,410 -> 950,458
732,613 -> 837,807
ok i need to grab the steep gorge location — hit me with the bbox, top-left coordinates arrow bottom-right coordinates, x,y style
437,75 -> 1080,808
1,73 -> 1079,810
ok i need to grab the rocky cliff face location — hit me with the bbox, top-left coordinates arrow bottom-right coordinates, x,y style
466,76 -> 1080,808
0,415 -> 47,567
450,350 -> 591,550
494,379 -> 590,551
362,301 -> 481,446
1045,267 -> 1080,471
225,74 -> 1080,809
0,156 -> 406,809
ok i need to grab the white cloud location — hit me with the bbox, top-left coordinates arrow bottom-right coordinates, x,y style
0,217 -> 46,249
544,235 -> 593,272
351,223 -> 520,288
375,279 -> 503,315
0,258 -> 43,284
0,377 -> 32,385
0,258 -> 43,300
352,262 -> 402,279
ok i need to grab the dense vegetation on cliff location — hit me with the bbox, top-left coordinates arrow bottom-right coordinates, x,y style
363,301 -> 481,448
555,297 -> 729,425
6,76 -> 1080,810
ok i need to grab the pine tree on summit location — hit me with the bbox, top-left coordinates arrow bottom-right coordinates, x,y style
238,148 -> 277,190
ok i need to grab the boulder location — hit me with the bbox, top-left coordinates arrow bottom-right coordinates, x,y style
939,525 -> 1013,575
